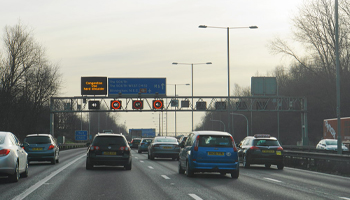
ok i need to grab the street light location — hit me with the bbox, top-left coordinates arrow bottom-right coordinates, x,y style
210,119 -> 226,132
231,113 -> 249,136
199,24 -> 258,135
168,83 -> 190,137
172,62 -> 212,131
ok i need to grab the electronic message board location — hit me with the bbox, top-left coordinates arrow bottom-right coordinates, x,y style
81,77 -> 107,95
108,78 -> 166,97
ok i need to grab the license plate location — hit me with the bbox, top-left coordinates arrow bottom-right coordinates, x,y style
162,146 -> 172,149
32,148 -> 43,151
103,152 -> 116,155
208,152 -> 224,156
276,151 -> 282,155
262,150 -> 275,153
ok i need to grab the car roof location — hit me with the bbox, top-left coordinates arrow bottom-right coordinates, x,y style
96,133 -> 124,137
154,136 -> 176,139
25,134 -> 51,137
192,131 -> 232,136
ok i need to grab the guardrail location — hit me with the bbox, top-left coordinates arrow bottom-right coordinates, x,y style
283,146 -> 350,176
59,143 -> 87,150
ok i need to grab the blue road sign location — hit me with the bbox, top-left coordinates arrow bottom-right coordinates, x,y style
75,130 -> 88,141
108,78 -> 166,96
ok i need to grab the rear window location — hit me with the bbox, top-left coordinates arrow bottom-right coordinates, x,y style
24,136 -> 51,144
325,140 -> 337,145
93,136 -> 126,146
142,139 -> 152,143
0,136 -> 5,144
198,136 -> 233,147
253,139 -> 280,146
154,138 -> 177,143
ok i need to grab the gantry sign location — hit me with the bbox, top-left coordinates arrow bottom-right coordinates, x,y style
50,77 -> 308,144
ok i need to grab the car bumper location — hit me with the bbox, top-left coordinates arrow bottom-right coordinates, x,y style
191,161 -> 239,172
249,155 -> 283,165
152,151 -> 179,158
27,151 -> 55,161
88,155 -> 131,166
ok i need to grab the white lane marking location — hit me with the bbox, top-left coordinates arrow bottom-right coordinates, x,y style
13,155 -> 85,200
140,160 -> 144,163
134,157 -> 138,159
148,166 -> 154,169
161,175 -> 170,179
264,177 -> 282,183
340,197 -> 350,200
189,194 -> 203,200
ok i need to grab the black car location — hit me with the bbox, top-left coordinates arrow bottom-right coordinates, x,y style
237,134 -> 284,169
86,133 -> 132,170
129,138 -> 142,148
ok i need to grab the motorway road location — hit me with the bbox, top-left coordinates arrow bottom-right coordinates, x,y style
0,148 -> 349,200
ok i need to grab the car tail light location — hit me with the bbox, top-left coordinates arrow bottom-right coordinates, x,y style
140,143 -> 144,145
48,144 -> 55,150
277,146 -> 283,151
153,144 -> 160,148
194,135 -> 200,151
119,146 -> 130,151
250,146 -> 260,150
0,149 -> 10,156
90,146 -> 100,151
230,136 -> 237,152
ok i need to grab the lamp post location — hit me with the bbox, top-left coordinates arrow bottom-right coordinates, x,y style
231,113 -> 249,136
168,83 -> 190,137
210,119 -> 226,132
172,62 -> 212,131
199,25 -> 257,135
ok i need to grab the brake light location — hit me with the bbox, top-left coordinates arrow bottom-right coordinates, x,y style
230,137 -> 237,152
48,144 -> 55,150
140,143 -> 144,145
250,146 -> 260,150
277,146 -> 283,151
90,146 -> 100,151
194,135 -> 200,151
119,146 -> 130,151
153,144 -> 160,148
0,149 -> 10,156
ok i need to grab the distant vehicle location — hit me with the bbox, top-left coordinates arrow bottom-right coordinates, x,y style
148,136 -> 180,160
237,134 -> 284,169
129,138 -> 142,148
23,134 -> 59,164
178,136 -> 188,148
86,133 -> 132,170
316,139 -> 348,151
323,117 -> 350,143
179,131 -> 239,178
103,130 -> 113,133
0,131 -> 28,182
138,138 -> 153,153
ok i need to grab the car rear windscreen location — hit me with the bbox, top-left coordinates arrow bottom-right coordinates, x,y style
155,138 -> 177,143
253,139 -> 280,146
199,136 -> 233,147
24,136 -> 51,144
93,136 -> 126,146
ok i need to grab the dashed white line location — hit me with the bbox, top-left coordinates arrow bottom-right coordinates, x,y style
148,166 -> 154,169
340,197 -> 350,200
189,194 -> 203,200
140,160 -> 144,163
264,177 -> 282,183
161,175 -> 170,179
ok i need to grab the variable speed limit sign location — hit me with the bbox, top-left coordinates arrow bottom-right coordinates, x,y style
111,100 -> 122,110
132,100 -> 143,109
153,100 -> 163,110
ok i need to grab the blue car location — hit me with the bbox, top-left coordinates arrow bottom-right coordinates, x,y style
138,138 -> 153,153
178,131 -> 239,178
23,134 -> 59,164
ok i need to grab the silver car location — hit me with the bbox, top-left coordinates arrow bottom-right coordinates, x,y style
316,139 -> 349,151
0,131 -> 28,182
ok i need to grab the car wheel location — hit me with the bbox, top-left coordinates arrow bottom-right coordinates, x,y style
56,153 -> 59,163
220,172 -> 226,176
147,152 -> 150,159
150,152 -> 155,160
86,159 -> 93,170
231,170 -> 239,179
178,162 -> 185,174
51,158 -> 56,165
9,162 -> 19,182
125,161 -> 132,170
243,155 -> 250,168
20,160 -> 29,178
277,164 -> 284,170
186,161 -> 194,177
138,150 -> 141,153
265,164 -> 271,169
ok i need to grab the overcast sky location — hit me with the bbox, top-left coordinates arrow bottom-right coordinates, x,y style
1,0 -> 306,135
